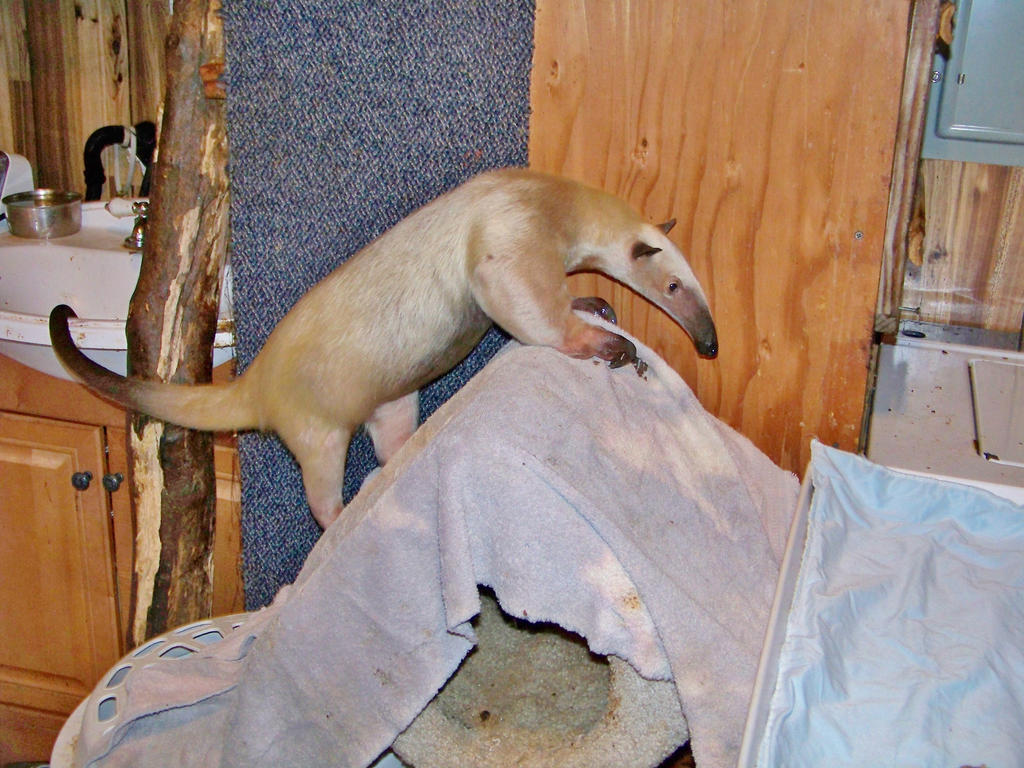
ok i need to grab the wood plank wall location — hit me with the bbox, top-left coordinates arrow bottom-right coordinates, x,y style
3,1 -> 922,477
902,160 -> 1024,333
876,0 -> 940,330
530,0 -> 911,473
0,0 -> 32,158
0,0 -> 166,195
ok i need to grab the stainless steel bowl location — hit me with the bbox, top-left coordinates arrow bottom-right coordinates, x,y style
2,189 -> 83,238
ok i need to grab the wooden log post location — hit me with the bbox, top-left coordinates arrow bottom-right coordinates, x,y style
124,0 -> 230,647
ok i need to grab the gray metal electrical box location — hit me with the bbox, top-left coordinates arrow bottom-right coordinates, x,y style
922,0 -> 1024,166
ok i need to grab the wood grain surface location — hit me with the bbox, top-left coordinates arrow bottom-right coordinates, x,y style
6,2 -> 1019,474
0,0 -> 163,194
124,0 -> 228,645
0,0 -> 34,160
877,0 -> 941,329
903,160 -> 1024,333
529,0 -> 910,473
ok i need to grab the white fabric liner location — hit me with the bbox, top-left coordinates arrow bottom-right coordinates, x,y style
755,442 -> 1024,767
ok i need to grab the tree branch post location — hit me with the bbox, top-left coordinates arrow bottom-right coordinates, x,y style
125,0 -> 230,647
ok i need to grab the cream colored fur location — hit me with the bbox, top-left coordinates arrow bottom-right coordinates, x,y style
50,168 -> 717,527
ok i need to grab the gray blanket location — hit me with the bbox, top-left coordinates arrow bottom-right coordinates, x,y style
72,328 -> 797,768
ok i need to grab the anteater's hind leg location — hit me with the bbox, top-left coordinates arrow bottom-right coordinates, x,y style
365,390 -> 419,465
287,423 -> 353,528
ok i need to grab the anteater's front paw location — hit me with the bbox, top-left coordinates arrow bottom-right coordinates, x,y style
606,336 -> 648,376
572,296 -> 618,325
606,334 -> 638,368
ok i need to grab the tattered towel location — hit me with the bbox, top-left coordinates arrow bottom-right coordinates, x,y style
74,327 -> 798,768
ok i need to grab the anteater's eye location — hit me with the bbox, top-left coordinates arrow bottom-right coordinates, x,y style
667,281 -> 680,294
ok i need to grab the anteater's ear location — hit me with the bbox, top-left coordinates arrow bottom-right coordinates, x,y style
658,218 -> 677,234
632,241 -> 662,259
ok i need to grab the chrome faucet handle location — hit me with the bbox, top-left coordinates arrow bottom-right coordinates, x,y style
123,201 -> 149,250
106,197 -> 148,218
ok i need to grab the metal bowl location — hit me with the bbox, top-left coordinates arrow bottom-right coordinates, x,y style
3,189 -> 83,238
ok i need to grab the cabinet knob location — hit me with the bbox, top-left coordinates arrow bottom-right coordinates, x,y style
102,472 -> 124,492
71,471 -> 93,491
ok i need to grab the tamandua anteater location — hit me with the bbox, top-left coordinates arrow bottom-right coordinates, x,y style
50,168 -> 717,528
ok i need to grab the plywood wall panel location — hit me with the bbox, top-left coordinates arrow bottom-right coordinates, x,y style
23,2 -> 80,190
530,0 -> 910,474
125,1 -> 168,125
903,160 -> 1024,333
17,0 -> 131,193
0,0 -> 33,159
2,2 -> 164,193
76,0 -> 131,135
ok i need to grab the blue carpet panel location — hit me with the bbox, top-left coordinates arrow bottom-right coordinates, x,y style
222,1 -> 535,607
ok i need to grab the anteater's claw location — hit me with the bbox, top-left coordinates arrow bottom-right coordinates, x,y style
572,296 -> 618,325
606,335 -> 638,369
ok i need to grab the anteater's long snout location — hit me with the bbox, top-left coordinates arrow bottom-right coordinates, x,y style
690,310 -> 718,359
696,323 -> 718,358
669,285 -> 718,359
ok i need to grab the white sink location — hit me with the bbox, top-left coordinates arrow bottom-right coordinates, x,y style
0,200 -> 234,381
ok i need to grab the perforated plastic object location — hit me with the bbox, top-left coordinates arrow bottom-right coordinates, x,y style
50,613 -> 251,768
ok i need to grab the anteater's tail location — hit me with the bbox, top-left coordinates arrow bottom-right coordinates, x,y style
49,305 -> 258,433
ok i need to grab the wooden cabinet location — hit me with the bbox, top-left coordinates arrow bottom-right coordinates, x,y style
211,444 -> 245,617
0,354 -> 244,762
0,411 -> 122,761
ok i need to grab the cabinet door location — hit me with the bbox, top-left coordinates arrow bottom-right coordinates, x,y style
0,411 -> 121,762
213,443 -> 245,615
